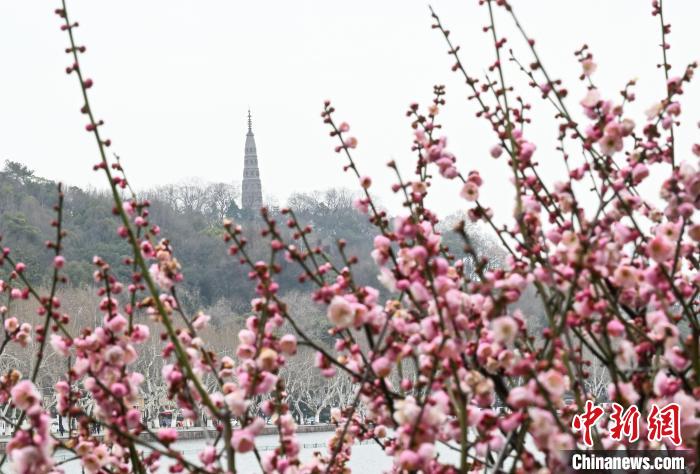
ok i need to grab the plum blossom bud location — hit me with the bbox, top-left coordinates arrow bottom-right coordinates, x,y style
491,316 -> 518,345
631,163 -> 649,183
581,58 -> 597,77
53,256 -> 65,269
490,145 -> 503,158
10,380 -> 41,411
580,89 -> 601,108
647,235 -> 673,262
192,312 -> 210,331
606,319 -> 625,337
399,450 -> 421,470
110,383 -> 127,397
621,118 -> 635,135
257,348 -> 278,371
199,446 -> 217,466
237,344 -> 255,359
140,241 -> 154,258
130,324 -> 150,343
377,268 -> 397,292
105,314 -> 127,333
126,408 -> 141,428
238,329 -> 256,346
507,386 -> 533,409
371,356 -> 391,378
645,101 -> 663,120
613,265 -> 638,288
327,295 -> 354,328
50,334 -> 70,356
225,389 -> 249,416
279,334 -> 297,355
104,345 -> 125,366
460,181 -> 479,201
352,197 -> 369,214
409,281 -> 429,302
4,317 -> 19,333
692,144 -> 700,157
330,408 -> 342,423
157,428 -> 178,445
253,372 -> 278,395
260,399 -> 275,416
688,224 -> 700,242
16,324 -> 32,347
373,235 -> 391,252
232,429 -> 255,453
537,369 -> 568,399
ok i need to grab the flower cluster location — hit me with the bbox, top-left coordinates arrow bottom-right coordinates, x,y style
7,380 -> 54,474
0,1 -> 698,473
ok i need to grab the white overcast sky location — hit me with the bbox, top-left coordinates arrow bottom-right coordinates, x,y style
1,1 -> 699,220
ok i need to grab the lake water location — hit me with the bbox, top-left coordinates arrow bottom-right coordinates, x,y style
55,430 -> 461,473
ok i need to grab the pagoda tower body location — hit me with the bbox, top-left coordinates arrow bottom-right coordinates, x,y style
241,110 -> 263,211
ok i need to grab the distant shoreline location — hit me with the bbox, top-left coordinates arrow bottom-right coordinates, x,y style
0,423 -> 336,454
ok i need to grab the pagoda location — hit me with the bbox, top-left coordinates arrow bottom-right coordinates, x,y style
241,110 -> 263,211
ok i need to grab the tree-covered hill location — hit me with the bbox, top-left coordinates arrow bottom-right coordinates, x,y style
0,160 -> 515,318
0,161 -> 383,312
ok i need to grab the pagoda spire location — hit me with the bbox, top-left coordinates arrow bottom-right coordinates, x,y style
241,110 -> 263,211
